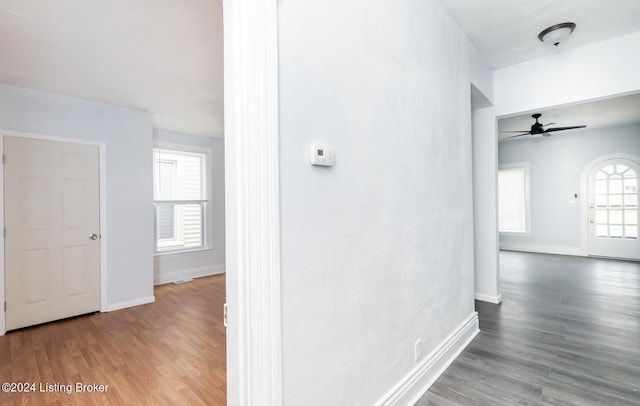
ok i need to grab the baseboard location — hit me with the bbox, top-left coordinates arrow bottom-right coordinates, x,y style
499,242 -> 582,257
106,296 -> 155,312
475,292 -> 502,304
154,264 -> 225,285
374,312 -> 480,406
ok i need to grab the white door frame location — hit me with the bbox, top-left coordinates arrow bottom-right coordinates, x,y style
0,130 -> 108,336
223,0 -> 282,405
580,152 -> 640,257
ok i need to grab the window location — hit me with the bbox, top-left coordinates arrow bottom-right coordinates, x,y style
593,163 -> 638,240
498,163 -> 530,234
153,148 -> 207,253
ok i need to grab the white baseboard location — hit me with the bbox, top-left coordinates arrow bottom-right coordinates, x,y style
499,242 -> 582,257
475,292 -> 502,304
374,312 -> 480,406
106,296 -> 155,312
154,264 -> 225,285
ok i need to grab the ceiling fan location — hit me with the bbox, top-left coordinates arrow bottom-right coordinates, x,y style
501,113 -> 586,139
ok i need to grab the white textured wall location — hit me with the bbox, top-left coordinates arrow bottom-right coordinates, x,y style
469,48 -> 494,106
495,31 -> 640,117
0,84 -> 154,306
499,124 -> 640,254
153,129 -> 225,283
278,1 -> 483,404
472,106 -> 500,302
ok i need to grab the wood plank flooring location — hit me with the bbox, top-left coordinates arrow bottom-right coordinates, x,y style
3,254 -> 639,405
417,251 -> 640,406
0,274 -> 226,406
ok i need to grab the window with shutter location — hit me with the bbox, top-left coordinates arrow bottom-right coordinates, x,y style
153,148 -> 207,253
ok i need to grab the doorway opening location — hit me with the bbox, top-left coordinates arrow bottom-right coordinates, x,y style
582,155 -> 639,260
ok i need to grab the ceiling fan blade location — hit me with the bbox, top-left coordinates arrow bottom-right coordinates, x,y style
502,132 -> 531,139
544,125 -> 587,133
500,130 -> 531,133
542,122 -> 556,127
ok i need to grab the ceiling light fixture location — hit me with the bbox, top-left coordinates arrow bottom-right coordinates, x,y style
538,22 -> 576,47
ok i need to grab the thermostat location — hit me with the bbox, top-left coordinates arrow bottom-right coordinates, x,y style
308,143 -> 335,166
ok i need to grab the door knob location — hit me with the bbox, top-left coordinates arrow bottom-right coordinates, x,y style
589,216 -> 594,224
89,233 -> 99,240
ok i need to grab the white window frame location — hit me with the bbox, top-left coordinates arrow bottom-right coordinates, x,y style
153,142 -> 213,255
498,162 -> 531,236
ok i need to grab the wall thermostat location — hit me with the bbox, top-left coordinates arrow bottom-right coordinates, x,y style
308,143 -> 335,166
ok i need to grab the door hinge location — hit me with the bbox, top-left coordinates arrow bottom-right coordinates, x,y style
4,302 -> 6,311
223,303 -> 228,328
2,228 -> 5,239
1,154 -> 4,165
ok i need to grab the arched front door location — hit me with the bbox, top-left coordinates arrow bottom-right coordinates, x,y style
587,157 -> 639,260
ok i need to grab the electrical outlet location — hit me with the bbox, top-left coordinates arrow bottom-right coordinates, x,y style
414,339 -> 423,362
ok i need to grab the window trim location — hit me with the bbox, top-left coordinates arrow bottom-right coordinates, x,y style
498,162 -> 531,236
153,142 -> 214,255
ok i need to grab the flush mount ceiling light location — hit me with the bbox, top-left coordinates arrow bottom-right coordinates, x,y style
538,22 -> 576,47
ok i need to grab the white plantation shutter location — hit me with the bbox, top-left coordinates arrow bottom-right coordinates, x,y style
157,205 -> 175,240
156,160 -> 177,240
153,148 -> 207,252
181,154 -> 203,248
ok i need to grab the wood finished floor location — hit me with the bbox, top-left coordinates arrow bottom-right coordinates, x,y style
0,274 -> 226,406
417,251 -> 640,406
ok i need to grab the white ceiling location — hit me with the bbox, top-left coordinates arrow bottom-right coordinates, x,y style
440,0 -> 640,143
498,92 -> 640,142
0,0 -> 224,137
439,0 -> 640,69
1,1 -> 639,139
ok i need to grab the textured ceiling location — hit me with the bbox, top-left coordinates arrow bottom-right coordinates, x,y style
439,0 -> 640,69
0,0 -> 223,137
1,1 -> 639,138
442,0 -> 640,143
498,92 -> 640,142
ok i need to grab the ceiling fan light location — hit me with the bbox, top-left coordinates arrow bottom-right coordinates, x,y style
538,22 -> 576,47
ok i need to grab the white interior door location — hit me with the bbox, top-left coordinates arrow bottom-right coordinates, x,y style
4,136 -> 101,331
587,158 -> 639,260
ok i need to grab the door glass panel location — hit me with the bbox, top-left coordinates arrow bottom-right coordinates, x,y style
595,180 -> 607,194
609,195 -> 623,208
609,177 -> 623,193
592,162 -> 640,243
609,210 -> 622,224
610,225 -> 623,238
